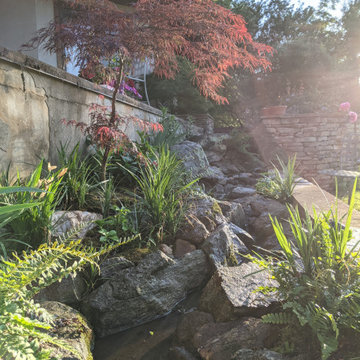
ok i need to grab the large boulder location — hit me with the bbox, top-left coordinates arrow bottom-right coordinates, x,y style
232,349 -> 285,360
81,250 -> 210,337
52,211 -> 102,239
200,262 -> 279,322
171,141 -> 211,180
196,318 -> 278,360
201,223 -> 249,268
42,301 -> 94,360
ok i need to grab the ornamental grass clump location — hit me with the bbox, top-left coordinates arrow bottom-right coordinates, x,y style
256,155 -> 297,202
124,147 -> 198,244
248,180 -> 360,359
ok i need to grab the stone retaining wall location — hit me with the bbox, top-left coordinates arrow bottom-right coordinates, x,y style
260,113 -> 359,190
0,47 -> 162,177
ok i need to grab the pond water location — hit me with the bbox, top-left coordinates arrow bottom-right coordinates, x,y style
93,291 -> 201,360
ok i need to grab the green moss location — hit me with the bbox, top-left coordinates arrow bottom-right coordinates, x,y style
122,248 -> 152,263
212,200 -> 223,215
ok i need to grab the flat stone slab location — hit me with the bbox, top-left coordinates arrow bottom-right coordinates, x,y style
292,178 -> 360,228
319,169 -> 360,178
293,178 -> 360,250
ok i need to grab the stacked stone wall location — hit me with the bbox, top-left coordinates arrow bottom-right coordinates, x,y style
261,113 -> 359,190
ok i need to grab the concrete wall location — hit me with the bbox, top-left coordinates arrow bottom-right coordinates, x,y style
259,113 -> 359,190
0,0 -> 57,66
0,47 -> 162,178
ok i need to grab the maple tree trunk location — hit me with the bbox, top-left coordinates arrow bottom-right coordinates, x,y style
102,59 -> 124,182
101,146 -> 110,182
110,60 -> 124,125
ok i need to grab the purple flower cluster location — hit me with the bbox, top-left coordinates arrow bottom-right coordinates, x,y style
339,102 -> 358,123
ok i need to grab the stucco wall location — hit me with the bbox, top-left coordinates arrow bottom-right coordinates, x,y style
259,113 -> 359,190
0,47 -> 162,178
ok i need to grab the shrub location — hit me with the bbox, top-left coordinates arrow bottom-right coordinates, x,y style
248,180 -> 360,359
256,155 -> 297,201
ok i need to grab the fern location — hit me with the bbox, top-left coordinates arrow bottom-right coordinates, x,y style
0,235 -> 138,359
262,312 -> 296,325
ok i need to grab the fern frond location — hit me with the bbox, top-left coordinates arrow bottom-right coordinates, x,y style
262,312 -> 296,325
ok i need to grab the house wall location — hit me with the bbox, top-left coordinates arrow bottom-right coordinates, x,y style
259,113 -> 359,190
0,47 -> 162,178
0,0 -> 57,67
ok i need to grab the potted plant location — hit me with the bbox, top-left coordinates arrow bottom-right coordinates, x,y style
261,95 -> 287,116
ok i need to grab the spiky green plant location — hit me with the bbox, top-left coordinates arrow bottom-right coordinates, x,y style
1,160 -> 67,249
56,142 -> 99,210
0,186 -> 45,259
0,236 -> 136,359
123,147 -> 197,242
248,180 -> 360,359
256,155 -> 297,202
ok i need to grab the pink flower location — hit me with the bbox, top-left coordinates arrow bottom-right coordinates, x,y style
98,94 -> 105,101
349,111 -> 358,123
339,102 -> 351,112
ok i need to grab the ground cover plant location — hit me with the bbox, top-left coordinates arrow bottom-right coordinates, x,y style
248,181 -> 360,359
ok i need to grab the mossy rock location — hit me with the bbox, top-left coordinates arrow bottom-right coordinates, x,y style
41,301 -> 94,360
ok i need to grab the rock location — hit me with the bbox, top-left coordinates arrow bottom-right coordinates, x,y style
203,133 -> 231,151
219,201 -> 246,228
218,162 -> 242,176
249,195 -> 287,218
230,186 -> 256,199
34,273 -> 87,306
81,250 -> 210,337
196,318 -> 278,360
171,347 -> 198,360
171,141 -> 211,180
206,151 -> 224,164
159,243 -> 174,257
99,256 -> 134,280
212,184 -> 226,199
42,301 -> 94,360
187,195 -> 228,228
232,349 -> 285,360
229,223 -> 255,249
203,166 -> 227,183
175,239 -> 197,258
179,215 -> 210,245
200,262 -> 279,321
201,223 -> 249,268
52,211 -> 102,239
245,195 -> 289,240
236,173 -> 258,186
176,311 -> 214,349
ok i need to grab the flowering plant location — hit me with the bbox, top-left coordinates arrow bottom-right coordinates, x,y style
339,102 -> 358,123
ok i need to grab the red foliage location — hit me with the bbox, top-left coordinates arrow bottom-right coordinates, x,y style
28,0 -> 272,104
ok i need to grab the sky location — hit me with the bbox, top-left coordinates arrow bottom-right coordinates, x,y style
291,0 -> 344,17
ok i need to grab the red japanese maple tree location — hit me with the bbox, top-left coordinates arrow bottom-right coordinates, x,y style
28,0 -> 272,179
